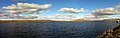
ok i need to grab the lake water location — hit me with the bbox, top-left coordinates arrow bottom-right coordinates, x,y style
0,21 -> 119,38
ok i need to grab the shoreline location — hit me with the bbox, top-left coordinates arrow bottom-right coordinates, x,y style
0,19 -> 92,22
97,24 -> 120,38
0,19 -> 118,23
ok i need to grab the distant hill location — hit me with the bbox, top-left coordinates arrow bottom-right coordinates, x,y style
0,19 -> 120,22
0,19 -> 92,22
0,20 -> 53,22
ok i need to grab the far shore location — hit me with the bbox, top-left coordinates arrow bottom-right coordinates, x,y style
0,19 -> 119,22
0,19 -> 92,22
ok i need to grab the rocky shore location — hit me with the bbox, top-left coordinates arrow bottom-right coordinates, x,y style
97,25 -> 120,38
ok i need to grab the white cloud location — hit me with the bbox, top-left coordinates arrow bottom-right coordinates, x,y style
84,14 -> 96,18
0,14 -> 4,17
54,14 -> 62,17
0,3 -> 52,19
83,14 -> 111,20
24,16 -> 38,19
3,3 -> 52,14
92,7 -> 120,15
84,4 -> 120,20
54,14 -> 75,19
36,14 -> 78,20
1,14 -> 38,19
58,8 -> 86,13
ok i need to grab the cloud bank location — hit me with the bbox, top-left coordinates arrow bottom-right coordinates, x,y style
58,8 -> 86,13
92,7 -> 120,15
83,14 -> 111,20
0,3 -> 52,19
3,3 -> 51,14
36,14 -> 77,20
84,4 -> 120,20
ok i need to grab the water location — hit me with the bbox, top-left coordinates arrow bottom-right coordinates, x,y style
0,21 -> 119,38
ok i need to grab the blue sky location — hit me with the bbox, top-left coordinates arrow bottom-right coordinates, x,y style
0,0 -> 120,20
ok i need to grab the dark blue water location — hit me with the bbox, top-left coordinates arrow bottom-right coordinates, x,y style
0,21 -> 119,38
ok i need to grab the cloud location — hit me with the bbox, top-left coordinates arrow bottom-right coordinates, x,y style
84,4 -> 120,20
84,14 -> 96,18
54,14 -> 76,19
92,7 -> 120,15
36,14 -> 77,20
84,14 -> 107,19
0,3 -> 51,19
58,8 -> 86,13
24,16 -> 38,19
83,14 -> 110,20
54,14 -> 62,17
3,3 -> 52,14
0,14 -> 4,17
0,14 -> 38,19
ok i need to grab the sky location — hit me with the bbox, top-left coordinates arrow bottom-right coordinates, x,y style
0,0 -> 120,20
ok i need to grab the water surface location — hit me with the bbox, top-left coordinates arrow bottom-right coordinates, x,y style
0,21 -> 119,38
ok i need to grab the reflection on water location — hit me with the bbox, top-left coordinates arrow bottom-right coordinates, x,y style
0,21 -> 119,38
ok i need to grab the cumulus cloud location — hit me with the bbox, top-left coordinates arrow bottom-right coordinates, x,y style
84,4 -> 120,20
85,14 -> 109,18
0,14 -> 38,19
0,14 -> 4,17
84,14 -> 96,18
92,7 -> 120,15
54,14 -> 76,19
24,16 -> 38,19
36,14 -> 77,20
83,14 -> 110,20
58,8 -> 86,13
0,3 -> 51,19
84,10 -> 118,20
3,3 -> 51,14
